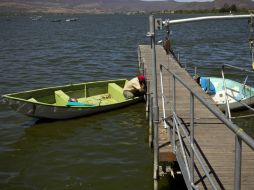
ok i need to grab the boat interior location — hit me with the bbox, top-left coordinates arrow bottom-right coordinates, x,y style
210,78 -> 254,104
6,79 -> 128,107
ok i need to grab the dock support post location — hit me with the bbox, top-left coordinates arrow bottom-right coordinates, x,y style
235,136 -> 242,190
148,15 -> 160,190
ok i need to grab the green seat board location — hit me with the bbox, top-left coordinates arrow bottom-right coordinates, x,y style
55,90 -> 69,106
108,83 -> 125,102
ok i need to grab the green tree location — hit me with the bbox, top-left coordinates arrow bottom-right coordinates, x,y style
219,3 -> 230,13
230,4 -> 237,12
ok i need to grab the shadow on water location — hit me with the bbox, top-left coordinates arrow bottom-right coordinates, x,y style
15,102 -> 148,149
232,110 -> 254,139
159,162 -> 187,190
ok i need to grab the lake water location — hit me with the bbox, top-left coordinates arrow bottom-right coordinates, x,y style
0,14 -> 254,189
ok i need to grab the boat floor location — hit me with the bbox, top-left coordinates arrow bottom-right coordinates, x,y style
77,93 -> 117,106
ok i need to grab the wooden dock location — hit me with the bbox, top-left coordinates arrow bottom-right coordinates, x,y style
138,45 -> 254,189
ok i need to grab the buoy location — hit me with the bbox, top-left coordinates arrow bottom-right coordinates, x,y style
252,62 -> 254,70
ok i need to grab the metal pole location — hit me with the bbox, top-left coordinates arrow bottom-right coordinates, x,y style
235,136 -> 242,190
160,65 -> 167,128
167,15 -> 252,25
149,96 -> 153,148
149,15 -> 160,190
146,80 -> 150,120
221,66 -> 231,119
168,76 -> 173,147
173,75 -> 176,152
190,92 -> 194,185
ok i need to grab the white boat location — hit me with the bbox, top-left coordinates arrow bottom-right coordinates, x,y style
31,16 -> 42,21
204,77 -> 254,111
65,18 -> 78,22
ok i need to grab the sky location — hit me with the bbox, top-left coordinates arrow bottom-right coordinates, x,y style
141,0 -> 214,2
175,0 -> 214,2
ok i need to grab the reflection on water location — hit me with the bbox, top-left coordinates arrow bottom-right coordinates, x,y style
232,110 -> 254,138
0,103 -> 153,190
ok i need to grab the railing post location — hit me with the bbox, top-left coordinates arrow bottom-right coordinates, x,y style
235,135 -> 242,190
221,65 -> 231,119
148,15 -> 160,190
168,76 -> 173,147
160,65 -> 167,128
190,92 -> 194,185
146,80 -> 150,120
172,75 -> 176,152
149,95 -> 153,148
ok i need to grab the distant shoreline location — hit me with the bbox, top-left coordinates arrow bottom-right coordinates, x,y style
0,8 -> 252,17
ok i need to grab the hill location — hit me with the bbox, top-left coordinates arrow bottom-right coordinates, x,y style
1,0 -> 254,15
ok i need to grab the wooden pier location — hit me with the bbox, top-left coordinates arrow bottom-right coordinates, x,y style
138,45 -> 254,189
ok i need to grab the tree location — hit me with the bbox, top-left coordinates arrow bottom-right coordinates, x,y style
230,4 -> 237,12
219,3 -> 230,13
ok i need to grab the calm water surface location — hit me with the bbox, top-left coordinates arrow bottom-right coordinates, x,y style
0,14 -> 254,189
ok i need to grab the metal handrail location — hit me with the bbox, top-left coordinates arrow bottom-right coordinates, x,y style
160,64 -> 254,150
165,15 -> 253,25
172,112 -> 218,190
223,64 -> 254,74
226,93 -> 254,112
172,115 -> 191,179
159,65 -> 167,128
160,66 -> 218,189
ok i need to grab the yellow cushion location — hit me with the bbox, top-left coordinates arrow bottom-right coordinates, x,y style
108,83 -> 125,102
55,90 -> 69,106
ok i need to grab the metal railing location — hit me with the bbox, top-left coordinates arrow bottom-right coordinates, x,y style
146,13 -> 254,190
158,63 -> 254,190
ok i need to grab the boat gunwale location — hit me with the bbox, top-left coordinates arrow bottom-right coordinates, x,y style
207,77 -> 254,95
1,78 -> 142,108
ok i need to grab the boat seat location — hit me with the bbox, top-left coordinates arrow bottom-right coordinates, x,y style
108,83 -> 125,102
55,90 -> 69,106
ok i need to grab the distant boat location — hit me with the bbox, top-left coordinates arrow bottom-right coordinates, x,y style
65,18 -> 78,22
31,16 -> 42,21
2,79 -> 143,120
51,19 -> 62,22
204,77 -> 254,111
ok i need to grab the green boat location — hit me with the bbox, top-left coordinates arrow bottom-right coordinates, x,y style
205,77 -> 254,111
2,79 -> 143,120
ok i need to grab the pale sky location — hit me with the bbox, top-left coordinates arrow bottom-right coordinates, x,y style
175,0 -> 214,2
141,0 -> 214,2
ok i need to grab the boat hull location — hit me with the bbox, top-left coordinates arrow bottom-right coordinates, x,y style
3,97 -> 143,119
216,96 -> 254,111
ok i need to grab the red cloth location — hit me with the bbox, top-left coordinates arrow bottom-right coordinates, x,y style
138,75 -> 145,82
